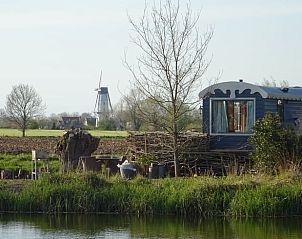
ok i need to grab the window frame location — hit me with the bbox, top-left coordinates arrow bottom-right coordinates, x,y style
209,97 -> 256,136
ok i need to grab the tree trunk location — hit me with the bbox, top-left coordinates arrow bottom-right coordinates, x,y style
22,127 -> 26,137
173,144 -> 179,177
173,119 -> 179,177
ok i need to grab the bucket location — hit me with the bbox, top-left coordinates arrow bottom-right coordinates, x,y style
149,162 -> 165,179
148,164 -> 159,179
117,160 -> 136,179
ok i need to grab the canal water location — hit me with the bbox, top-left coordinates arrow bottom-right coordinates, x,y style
0,214 -> 301,239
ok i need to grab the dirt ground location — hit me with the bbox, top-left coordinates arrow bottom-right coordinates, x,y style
0,136 -> 129,155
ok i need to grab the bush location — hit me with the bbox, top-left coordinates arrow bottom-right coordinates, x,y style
97,117 -> 116,130
28,120 -> 39,129
249,114 -> 302,174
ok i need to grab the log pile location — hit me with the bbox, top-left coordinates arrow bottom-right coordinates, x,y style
95,140 -> 130,155
127,131 -> 209,162
177,151 -> 252,176
127,131 -> 251,175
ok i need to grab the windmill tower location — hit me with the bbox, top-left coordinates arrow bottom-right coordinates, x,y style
94,71 -> 113,119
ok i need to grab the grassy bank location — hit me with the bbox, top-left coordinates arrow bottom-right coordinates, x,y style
0,173 -> 302,217
0,154 -> 60,176
0,128 -> 128,138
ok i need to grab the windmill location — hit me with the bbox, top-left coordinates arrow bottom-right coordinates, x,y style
94,71 -> 113,119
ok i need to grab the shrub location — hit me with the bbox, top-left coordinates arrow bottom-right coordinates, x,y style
97,118 -> 116,130
249,114 -> 302,174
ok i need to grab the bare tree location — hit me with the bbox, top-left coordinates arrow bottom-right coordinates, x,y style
262,76 -> 289,88
126,0 -> 213,176
4,84 -> 45,136
123,88 -> 144,130
0,108 -> 8,128
117,88 -> 169,131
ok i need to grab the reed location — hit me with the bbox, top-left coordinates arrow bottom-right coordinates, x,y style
230,182 -> 302,217
0,173 -> 302,217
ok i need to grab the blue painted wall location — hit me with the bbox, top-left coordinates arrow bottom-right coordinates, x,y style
283,101 -> 302,134
209,135 -> 251,150
202,99 -> 210,134
262,99 -> 302,134
263,99 -> 278,114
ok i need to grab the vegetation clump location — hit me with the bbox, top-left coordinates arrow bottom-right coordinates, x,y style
249,114 -> 302,174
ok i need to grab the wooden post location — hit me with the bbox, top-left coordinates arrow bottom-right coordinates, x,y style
144,132 -> 147,153
32,150 -> 37,180
105,168 -> 110,178
32,150 -> 48,180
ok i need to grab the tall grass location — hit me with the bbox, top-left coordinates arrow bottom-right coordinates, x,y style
230,182 -> 302,217
1,173 -> 302,216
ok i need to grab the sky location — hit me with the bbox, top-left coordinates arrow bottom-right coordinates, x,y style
0,0 -> 301,115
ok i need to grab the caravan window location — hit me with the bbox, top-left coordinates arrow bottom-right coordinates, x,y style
211,99 -> 255,134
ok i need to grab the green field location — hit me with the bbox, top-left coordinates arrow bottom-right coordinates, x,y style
0,128 -> 128,137
0,153 -> 60,173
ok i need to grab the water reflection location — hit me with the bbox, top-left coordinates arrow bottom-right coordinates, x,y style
0,213 -> 301,239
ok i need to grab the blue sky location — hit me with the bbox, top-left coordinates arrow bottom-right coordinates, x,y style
0,0 -> 301,115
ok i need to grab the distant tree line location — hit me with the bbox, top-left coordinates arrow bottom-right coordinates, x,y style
1,92 -> 202,132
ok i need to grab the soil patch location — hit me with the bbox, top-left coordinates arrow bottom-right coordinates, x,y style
0,136 -> 129,155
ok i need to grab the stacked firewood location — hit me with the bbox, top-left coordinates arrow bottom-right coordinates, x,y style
127,131 -> 209,161
127,132 -> 251,175
95,139 -> 130,155
178,151 -> 252,176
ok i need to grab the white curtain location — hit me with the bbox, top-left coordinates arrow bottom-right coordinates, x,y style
212,101 -> 228,133
245,101 -> 254,133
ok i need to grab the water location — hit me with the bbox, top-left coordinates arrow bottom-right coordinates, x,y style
0,214 -> 301,239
